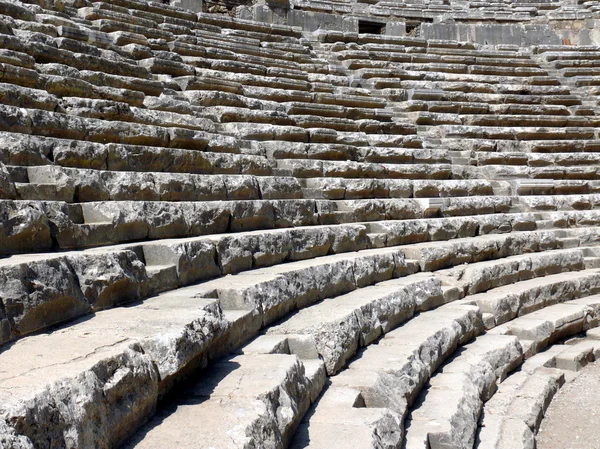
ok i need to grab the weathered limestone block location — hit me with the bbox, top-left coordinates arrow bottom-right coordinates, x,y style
183,201 -> 231,235
0,0 -> 35,21
0,162 -> 16,200
2,344 -> 159,449
104,171 -> 159,201
405,335 -> 523,449
0,201 -> 53,256
0,257 -> 88,343
142,238 -> 221,285
66,250 -> 150,310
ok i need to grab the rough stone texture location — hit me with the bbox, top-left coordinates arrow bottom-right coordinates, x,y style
125,354 -> 311,449
404,334 -> 524,449
5,2 -> 600,449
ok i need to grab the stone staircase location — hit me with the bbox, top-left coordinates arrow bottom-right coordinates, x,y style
1,0 -> 600,448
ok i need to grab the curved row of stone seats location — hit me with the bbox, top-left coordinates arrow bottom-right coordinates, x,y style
8,132 -> 600,185
5,191 -> 600,256
290,259 -> 600,448
12,165 -> 600,203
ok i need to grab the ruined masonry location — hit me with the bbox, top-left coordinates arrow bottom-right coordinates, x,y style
2,0 -> 600,447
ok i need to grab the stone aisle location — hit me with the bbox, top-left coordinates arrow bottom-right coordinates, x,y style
537,361 -> 600,449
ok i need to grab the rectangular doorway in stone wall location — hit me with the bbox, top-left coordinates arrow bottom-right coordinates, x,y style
358,20 -> 386,34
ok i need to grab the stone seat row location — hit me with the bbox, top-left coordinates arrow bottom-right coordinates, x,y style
401,100 -> 587,116
0,57 -> 381,116
0,101 -> 405,155
0,82 -> 397,137
6,191 -> 600,252
413,111 -> 600,127
8,164 -> 600,204
332,47 -> 541,68
0,165 -> 491,202
352,61 -> 549,78
436,124 -> 599,141
440,137 -> 600,153
352,66 -> 559,86
326,38 -> 534,60
404,89 -> 582,107
7,130 -> 600,185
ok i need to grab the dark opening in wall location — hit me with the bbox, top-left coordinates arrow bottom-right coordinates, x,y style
405,22 -> 420,36
358,20 -> 386,34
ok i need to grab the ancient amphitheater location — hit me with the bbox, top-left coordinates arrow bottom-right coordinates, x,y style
4,0 -> 600,447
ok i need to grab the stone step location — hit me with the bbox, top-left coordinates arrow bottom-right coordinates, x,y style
0,132 -> 275,176
402,100 -> 573,116
17,167 -> 535,203
476,364 -> 565,449
417,112 -> 600,128
440,124 -> 597,141
124,353 -> 313,449
404,334 -> 524,449
252,272 -> 444,375
462,266 -> 600,326
440,137 -> 600,153
291,303 -> 483,449
407,89 -> 581,107
490,294 -> 600,356
397,226 -> 598,271
294,260 -> 600,449
434,246 -> 591,297
0,194 -> 568,253
276,158 -> 452,180
476,151 -> 600,167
